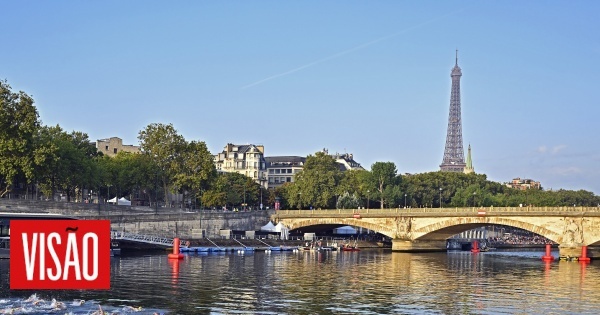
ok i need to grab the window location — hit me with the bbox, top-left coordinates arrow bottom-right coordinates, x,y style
268,178 -> 274,183
113,148 -> 118,154
287,169 -> 292,174
269,169 -> 274,174
105,145 -> 109,151
275,169 -> 280,174
275,178 -> 280,184
286,177 -> 292,182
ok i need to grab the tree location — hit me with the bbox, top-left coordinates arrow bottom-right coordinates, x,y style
0,80 -> 40,197
33,125 -> 99,201
138,123 -> 186,205
368,162 -> 401,209
201,172 -> 259,209
336,192 -> 360,209
291,151 -> 341,209
173,140 -> 217,208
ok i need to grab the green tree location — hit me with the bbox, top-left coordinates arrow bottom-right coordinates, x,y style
368,162 -> 401,209
201,172 -> 259,209
173,140 -> 217,208
33,125 -> 99,202
138,123 -> 186,205
336,192 -> 360,209
290,151 -> 341,209
0,80 -> 40,197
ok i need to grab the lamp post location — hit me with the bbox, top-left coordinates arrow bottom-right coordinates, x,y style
472,192 -> 476,207
367,190 -> 370,209
404,193 -> 407,208
439,188 -> 442,208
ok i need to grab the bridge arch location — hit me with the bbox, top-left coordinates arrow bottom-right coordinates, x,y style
414,217 -> 561,243
278,218 -> 396,239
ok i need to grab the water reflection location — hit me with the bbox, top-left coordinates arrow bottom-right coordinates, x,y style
1,249 -> 600,314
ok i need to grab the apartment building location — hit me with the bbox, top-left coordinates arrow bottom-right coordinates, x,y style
214,143 -> 267,187
265,156 -> 306,189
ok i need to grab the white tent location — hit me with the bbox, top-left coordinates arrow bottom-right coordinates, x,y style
117,197 -> 131,206
275,222 -> 289,240
334,226 -> 357,234
260,221 -> 276,232
108,197 -> 117,204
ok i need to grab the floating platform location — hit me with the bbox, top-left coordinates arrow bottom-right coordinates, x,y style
180,246 -> 255,253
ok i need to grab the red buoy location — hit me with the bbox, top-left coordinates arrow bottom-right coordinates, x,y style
541,244 -> 554,262
471,240 -> 480,253
168,237 -> 184,259
579,245 -> 591,263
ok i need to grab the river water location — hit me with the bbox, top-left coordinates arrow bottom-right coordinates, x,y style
1,248 -> 599,314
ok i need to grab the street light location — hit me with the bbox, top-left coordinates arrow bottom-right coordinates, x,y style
472,192 -> 477,207
404,193 -> 407,208
367,190 -> 370,209
439,188 -> 442,208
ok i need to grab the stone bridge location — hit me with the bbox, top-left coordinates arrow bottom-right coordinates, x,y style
272,206 -> 600,257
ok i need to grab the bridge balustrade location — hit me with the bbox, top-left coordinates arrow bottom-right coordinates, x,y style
275,206 -> 600,217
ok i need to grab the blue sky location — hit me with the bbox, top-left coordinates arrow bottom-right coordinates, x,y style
2,1 -> 599,194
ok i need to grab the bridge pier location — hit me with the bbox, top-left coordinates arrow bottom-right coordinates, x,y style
559,245 -> 593,259
392,240 -> 447,252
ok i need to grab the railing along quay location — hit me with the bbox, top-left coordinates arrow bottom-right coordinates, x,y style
274,206 -> 600,218
111,230 -> 185,247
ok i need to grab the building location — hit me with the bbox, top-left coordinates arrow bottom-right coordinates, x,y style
265,156 -> 306,189
264,149 -> 364,189
506,178 -> 541,190
440,51 -> 467,172
214,143 -> 267,187
331,152 -> 364,171
96,137 -> 140,157
463,144 -> 475,174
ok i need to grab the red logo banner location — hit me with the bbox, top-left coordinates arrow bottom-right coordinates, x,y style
10,220 -> 111,290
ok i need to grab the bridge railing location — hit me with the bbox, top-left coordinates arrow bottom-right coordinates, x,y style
111,230 -> 185,247
273,206 -> 600,217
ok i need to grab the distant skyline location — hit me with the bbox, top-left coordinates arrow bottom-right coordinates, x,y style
2,1 -> 599,194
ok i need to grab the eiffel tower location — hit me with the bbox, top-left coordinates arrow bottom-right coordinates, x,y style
440,51 -> 466,172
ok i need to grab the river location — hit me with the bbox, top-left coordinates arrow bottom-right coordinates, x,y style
1,248 -> 599,314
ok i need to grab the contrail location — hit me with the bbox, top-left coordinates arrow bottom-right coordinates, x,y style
241,7 -> 468,90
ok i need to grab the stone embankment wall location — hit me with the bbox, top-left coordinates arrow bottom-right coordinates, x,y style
0,199 -> 272,238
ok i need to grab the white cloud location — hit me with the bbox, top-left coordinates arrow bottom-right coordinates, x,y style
537,146 -> 547,153
552,144 -> 567,154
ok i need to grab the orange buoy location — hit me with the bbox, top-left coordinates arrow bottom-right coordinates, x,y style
541,244 -> 554,262
168,237 -> 184,259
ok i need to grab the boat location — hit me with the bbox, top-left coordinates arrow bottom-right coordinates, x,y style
110,241 -> 121,256
341,244 -> 360,252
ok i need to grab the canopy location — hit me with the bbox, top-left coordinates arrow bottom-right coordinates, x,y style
117,197 -> 131,206
260,221 -> 276,232
108,196 -> 131,205
275,222 -> 289,240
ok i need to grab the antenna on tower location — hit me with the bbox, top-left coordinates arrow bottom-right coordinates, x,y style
455,49 -> 458,65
